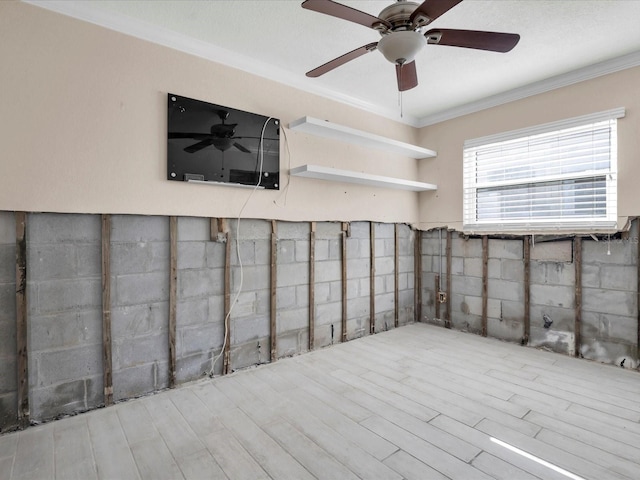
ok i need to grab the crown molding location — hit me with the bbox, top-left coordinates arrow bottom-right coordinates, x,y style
22,0 -> 421,126
21,1 -> 640,129
417,50 -> 640,127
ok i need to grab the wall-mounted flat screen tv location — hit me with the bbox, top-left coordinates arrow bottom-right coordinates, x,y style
167,93 -> 280,189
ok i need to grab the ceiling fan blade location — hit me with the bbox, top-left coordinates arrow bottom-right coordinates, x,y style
410,0 -> 463,26
306,42 -> 378,77
168,132 -> 211,140
425,29 -> 520,52
396,61 -> 418,92
302,0 -> 390,30
234,142 -> 251,153
184,139 -> 215,153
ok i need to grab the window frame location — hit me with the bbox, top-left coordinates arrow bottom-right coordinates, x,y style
463,108 -> 624,234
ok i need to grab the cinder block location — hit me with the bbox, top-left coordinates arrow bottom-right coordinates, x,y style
176,350 -> 213,383
0,354 -> 16,395
463,257 -> 482,278
230,336 -> 270,371
205,242 -> 226,268
452,237 -> 482,258
598,264 -> 637,291
231,240 -> 256,265
176,298 -> 209,327
276,307 -> 309,334
315,222 -> 342,239
33,343 -> 102,387
451,275 -> 482,297
30,310 -> 102,351
276,285 -> 297,309
113,333 -> 167,371
529,305 -> 574,332
376,223 -> 394,239
581,264 -> 601,288
582,287 -> 636,317
500,300 -> 524,323
112,303 -> 168,339
488,239 -> 523,260
180,322 -> 224,356
346,278 -> 360,299
349,222 -> 370,239
35,278 -> 102,314
231,315 -> 269,344
347,257 -> 369,279
530,284 -> 574,308
451,257 -> 464,275
277,240 -> 296,264
487,317 -> 523,342
487,258 -> 500,279
580,338 -> 637,368
328,239 -> 341,260
398,255 -> 414,274
348,296 -> 369,319
117,271 -> 168,306
277,263 -> 309,287
501,259 -> 524,282
177,216 -> 209,242
228,219 -> 271,240
31,376 -> 102,421
529,327 -> 574,356
375,292 -> 394,313
111,243 -> 151,275
487,278 -> 522,302
314,239 -> 330,261
530,240 -> 572,262
111,215 -> 167,243
0,392 -> 18,431
28,244 -> 77,280
76,244 -> 101,277
278,221 -> 309,240
277,329 -> 308,358
113,361 -> 168,401
530,261 -> 575,287
315,302 -> 341,326
0,245 -> 15,283
231,264 -> 268,291
295,240 -> 310,262
179,265 -> 224,300
177,242 -> 206,270
375,257 -> 394,276
0,284 -> 16,324
583,239 -> 635,265
315,260 -> 341,283
28,213 -> 100,244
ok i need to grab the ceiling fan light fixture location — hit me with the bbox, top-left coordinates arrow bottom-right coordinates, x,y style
377,31 -> 427,65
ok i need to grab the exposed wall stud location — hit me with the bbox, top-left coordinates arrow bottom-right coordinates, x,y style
342,222 -> 348,342
101,214 -> 113,405
445,229 -> 452,329
223,227 -> 231,375
270,220 -> 278,362
370,222 -> 376,334
309,222 -> 316,350
523,236 -> 531,345
481,235 -> 488,337
169,216 -> 177,387
414,229 -> 422,323
574,235 -> 582,358
637,218 -> 640,362
15,211 -> 29,427
394,224 -> 399,328
434,274 -> 441,320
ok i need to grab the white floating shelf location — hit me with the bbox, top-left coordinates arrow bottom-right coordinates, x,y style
290,165 -> 437,192
288,116 -> 436,159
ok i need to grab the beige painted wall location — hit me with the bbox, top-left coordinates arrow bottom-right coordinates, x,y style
0,1 -> 421,224
417,66 -> 640,232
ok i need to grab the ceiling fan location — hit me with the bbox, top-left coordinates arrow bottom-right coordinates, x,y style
169,110 -> 253,153
302,0 -> 520,91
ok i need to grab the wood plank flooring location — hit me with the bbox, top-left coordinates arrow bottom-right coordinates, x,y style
1,323 -> 639,479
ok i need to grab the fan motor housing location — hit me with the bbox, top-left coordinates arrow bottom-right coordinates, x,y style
377,1 -> 420,33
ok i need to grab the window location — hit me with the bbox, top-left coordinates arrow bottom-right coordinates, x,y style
463,108 -> 624,233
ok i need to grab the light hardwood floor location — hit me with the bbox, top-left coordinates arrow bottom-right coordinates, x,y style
1,323 -> 639,479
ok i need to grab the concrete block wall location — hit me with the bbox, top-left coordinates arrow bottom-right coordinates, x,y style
313,222 -> 343,348
373,223 -> 396,332
276,222 -> 310,357
0,212 -> 17,432
0,211 -> 419,430
26,213 -> 104,419
422,226 -> 639,369
345,222 -> 371,340
396,224 -> 415,327
176,217 -> 225,381
111,215 -> 170,401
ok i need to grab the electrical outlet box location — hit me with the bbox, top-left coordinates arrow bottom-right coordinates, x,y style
438,291 -> 447,303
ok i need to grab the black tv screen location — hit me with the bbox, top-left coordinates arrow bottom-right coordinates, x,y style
167,93 -> 280,189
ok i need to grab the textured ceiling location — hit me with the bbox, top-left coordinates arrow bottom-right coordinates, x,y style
26,0 -> 640,126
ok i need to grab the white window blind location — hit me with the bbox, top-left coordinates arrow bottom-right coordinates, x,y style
463,108 -> 624,233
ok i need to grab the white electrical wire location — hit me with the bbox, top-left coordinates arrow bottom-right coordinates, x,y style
208,117 -> 274,376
